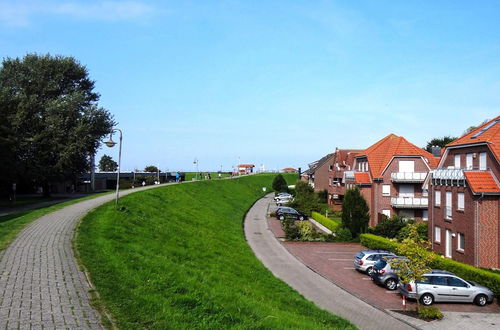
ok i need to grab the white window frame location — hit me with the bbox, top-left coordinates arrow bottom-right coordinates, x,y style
382,184 -> 390,196
422,209 -> 428,221
454,154 -> 461,169
466,153 -> 473,169
457,192 -> 464,211
458,233 -> 465,251
382,209 -> 391,218
445,191 -> 452,220
479,152 -> 487,170
435,190 -> 441,206
434,226 -> 441,243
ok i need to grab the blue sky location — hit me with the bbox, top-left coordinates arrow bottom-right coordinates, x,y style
1,1 -> 500,172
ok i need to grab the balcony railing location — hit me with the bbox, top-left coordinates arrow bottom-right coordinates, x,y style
432,168 -> 465,180
391,197 -> 428,209
391,172 -> 427,182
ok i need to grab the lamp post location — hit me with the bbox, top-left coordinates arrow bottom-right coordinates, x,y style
104,128 -> 123,204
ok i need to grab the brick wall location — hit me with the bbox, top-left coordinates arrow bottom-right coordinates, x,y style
478,197 -> 499,269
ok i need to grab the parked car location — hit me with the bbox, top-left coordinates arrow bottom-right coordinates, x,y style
274,192 -> 292,201
371,256 -> 407,290
275,196 -> 293,206
398,269 -> 494,306
275,207 -> 308,221
353,250 -> 396,277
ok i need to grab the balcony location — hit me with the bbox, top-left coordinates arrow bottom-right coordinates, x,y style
391,172 -> 427,183
391,197 -> 428,209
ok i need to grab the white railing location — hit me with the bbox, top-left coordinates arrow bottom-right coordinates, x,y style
432,168 -> 465,180
391,197 -> 428,208
391,172 -> 427,182
344,170 -> 355,180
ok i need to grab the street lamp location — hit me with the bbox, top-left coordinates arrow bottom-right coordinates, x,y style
104,128 -> 123,204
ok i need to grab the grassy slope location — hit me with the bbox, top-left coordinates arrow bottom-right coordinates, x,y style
76,174 -> 354,329
0,192 -> 110,251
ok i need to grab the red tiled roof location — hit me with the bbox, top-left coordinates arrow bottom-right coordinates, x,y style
447,116 -> 500,162
464,172 -> 500,194
354,172 -> 371,184
358,134 -> 439,179
238,164 -> 255,168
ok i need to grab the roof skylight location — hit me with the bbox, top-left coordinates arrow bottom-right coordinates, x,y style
470,120 -> 499,139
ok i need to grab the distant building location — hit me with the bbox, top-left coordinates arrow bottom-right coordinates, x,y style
237,164 -> 255,174
301,153 -> 335,191
327,148 -> 363,211
281,168 -> 297,173
425,116 -> 500,269
344,134 -> 439,226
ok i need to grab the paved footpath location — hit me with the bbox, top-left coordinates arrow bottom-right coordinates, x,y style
245,194 -> 415,330
0,184 -> 168,329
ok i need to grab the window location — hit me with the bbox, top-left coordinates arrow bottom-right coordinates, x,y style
435,190 -> 441,206
448,277 -> 467,287
382,185 -> 390,196
423,210 -> 428,221
430,276 -> 447,286
454,154 -> 461,169
458,233 -> 465,251
457,192 -> 464,210
479,152 -> 487,170
466,153 -> 473,169
434,226 -> 441,243
445,191 -> 452,219
382,209 -> 391,218
399,160 -> 415,173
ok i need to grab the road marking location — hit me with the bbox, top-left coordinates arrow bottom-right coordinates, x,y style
316,251 -> 355,254
362,278 -> 372,280
343,267 -> 355,269
328,258 -> 352,261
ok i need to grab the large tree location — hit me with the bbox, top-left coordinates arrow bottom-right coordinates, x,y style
0,54 -> 115,195
144,165 -> 159,173
98,155 -> 118,172
341,187 -> 369,237
424,136 -> 457,152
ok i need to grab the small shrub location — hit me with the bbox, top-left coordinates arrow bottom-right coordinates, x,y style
281,218 -> 300,240
335,228 -> 352,242
297,221 -> 314,241
373,215 -> 406,238
418,306 -> 443,320
272,174 -> 288,193
311,212 -> 340,232
397,223 -> 428,241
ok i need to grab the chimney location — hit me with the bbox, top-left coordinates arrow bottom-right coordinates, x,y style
431,145 -> 442,157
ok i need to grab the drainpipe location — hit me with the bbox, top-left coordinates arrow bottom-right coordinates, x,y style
475,192 -> 485,267
430,175 -> 434,250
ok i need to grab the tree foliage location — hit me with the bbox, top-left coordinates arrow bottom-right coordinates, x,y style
289,180 -> 322,215
144,165 -> 159,173
373,215 -> 406,238
272,174 -> 288,192
0,53 -> 114,195
98,155 -> 118,172
424,136 -> 457,152
391,224 -> 436,311
341,187 -> 369,237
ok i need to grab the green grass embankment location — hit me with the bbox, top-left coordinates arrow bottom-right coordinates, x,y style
76,174 -> 355,329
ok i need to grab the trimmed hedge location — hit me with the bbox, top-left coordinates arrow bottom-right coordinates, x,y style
311,212 -> 341,232
360,233 -> 500,298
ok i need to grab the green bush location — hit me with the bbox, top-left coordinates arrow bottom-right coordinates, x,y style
272,174 -> 288,193
373,215 -> 406,238
360,233 -> 500,298
311,212 -> 341,232
281,218 -> 300,240
317,189 -> 328,203
335,228 -> 353,242
396,222 -> 428,241
418,306 -> 443,320
297,221 -> 314,241
341,187 -> 369,237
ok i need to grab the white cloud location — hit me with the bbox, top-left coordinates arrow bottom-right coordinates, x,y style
0,1 -> 156,27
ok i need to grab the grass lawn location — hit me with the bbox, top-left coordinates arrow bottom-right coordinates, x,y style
0,196 -> 62,208
184,171 -> 232,181
76,174 -> 355,329
0,192 -> 110,251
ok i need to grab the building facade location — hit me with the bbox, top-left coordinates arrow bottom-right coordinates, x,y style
345,134 -> 438,227
426,116 -> 500,269
301,153 -> 334,191
327,148 -> 362,211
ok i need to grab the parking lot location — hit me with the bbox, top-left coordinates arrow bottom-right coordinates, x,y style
267,216 -> 500,314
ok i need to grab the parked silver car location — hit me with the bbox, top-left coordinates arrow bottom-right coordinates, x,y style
353,250 -> 396,276
398,270 -> 494,306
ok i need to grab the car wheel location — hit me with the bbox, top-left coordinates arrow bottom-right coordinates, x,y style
385,278 -> 397,290
299,216 -> 304,221
420,293 -> 434,306
366,267 -> 374,277
279,215 -> 285,221
474,294 -> 488,306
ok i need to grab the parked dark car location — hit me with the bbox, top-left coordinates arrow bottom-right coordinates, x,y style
371,256 -> 407,290
275,207 -> 308,221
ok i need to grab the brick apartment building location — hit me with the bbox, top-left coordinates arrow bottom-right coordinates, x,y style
425,116 -> 500,269
327,148 -> 362,211
301,153 -> 334,191
345,134 -> 439,227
